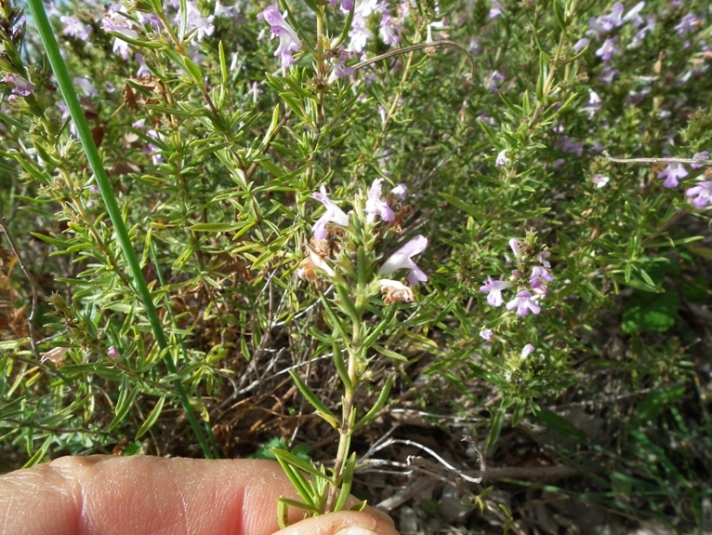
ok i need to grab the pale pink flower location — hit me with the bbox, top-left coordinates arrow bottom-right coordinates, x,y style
379,235 -> 428,285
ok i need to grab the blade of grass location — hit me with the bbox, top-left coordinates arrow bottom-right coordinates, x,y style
26,0 -> 217,459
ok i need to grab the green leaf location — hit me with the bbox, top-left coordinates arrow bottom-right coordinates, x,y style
136,395 -> 166,439
535,410 -> 589,443
123,441 -> 143,456
439,192 -> 477,216
332,343 -> 352,393
109,376 -> 140,432
486,408 -> 505,451
272,447 -> 334,484
355,374 -> 393,430
372,344 -> 409,362
288,370 -> 339,427
23,436 -> 53,468
633,385 -> 686,423
182,56 -> 204,84
621,287 -> 680,334
511,402 -> 526,427
189,222 -> 252,232
318,293 -> 349,342
333,452 -> 357,512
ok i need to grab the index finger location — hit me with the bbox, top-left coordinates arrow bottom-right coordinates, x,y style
0,455 -> 398,535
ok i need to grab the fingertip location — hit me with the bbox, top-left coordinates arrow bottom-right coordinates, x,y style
272,510 -> 400,535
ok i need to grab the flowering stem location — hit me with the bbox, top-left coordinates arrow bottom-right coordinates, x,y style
152,10 -> 222,121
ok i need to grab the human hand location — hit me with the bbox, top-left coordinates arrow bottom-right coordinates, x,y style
0,455 -> 400,535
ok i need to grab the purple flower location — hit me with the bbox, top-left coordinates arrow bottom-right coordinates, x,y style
674,13 -> 699,37
330,0 -> 355,10
134,53 -> 151,77
557,136 -> 584,157
622,1 -> 645,27
107,346 -> 119,360
479,276 -> 512,307
537,250 -> 551,268
347,18 -> 372,52
136,12 -> 164,31
214,3 -> 240,17
73,77 -> 98,97
469,36 -> 481,55
573,37 -> 590,53
595,37 -> 619,62
489,0 -> 503,19
691,151 -> 709,169
521,344 -> 535,359
103,11 -> 139,59
329,47 -> 355,82
628,15 -> 655,49
379,12 -> 402,46
509,238 -> 521,257
311,186 -> 350,240
391,183 -> 407,201
657,162 -> 688,188
686,181 -> 712,208
366,178 -> 395,223
506,291 -> 541,317
181,0 -> 215,41
586,2 -> 624,40
530,266 -> 553,284
3,73 -> 36,97
496,149 -> 510,167
60,15 -> 92,40
486,70 -> 505,92
599,66 -> 620,84
479,328 -> 493,341
261,6 -> 301,67
379,235 -> 428,285
530,277 -> 548,295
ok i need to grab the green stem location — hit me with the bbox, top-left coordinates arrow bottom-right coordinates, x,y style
27,0 -> 217,459
325,314 -> 361,513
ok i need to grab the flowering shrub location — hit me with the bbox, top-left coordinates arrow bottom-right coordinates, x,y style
1,0 -> 712,529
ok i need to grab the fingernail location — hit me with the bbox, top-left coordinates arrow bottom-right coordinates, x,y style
335,528 -> 379,535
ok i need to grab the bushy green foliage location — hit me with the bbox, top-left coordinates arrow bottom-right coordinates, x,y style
1,0 -> 711,528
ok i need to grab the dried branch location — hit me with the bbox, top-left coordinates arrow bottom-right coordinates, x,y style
603,150 -> 712,166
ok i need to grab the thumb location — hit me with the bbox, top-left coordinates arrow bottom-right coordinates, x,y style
273,510 -> 400,535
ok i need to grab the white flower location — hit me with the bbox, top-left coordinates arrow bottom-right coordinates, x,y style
591,173 -> 609,188
520,344 -> 535,360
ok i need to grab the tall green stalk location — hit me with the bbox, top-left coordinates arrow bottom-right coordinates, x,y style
26,0 -> 217,459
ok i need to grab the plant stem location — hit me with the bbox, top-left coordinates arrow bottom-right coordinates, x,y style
26,0 -> 217,459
